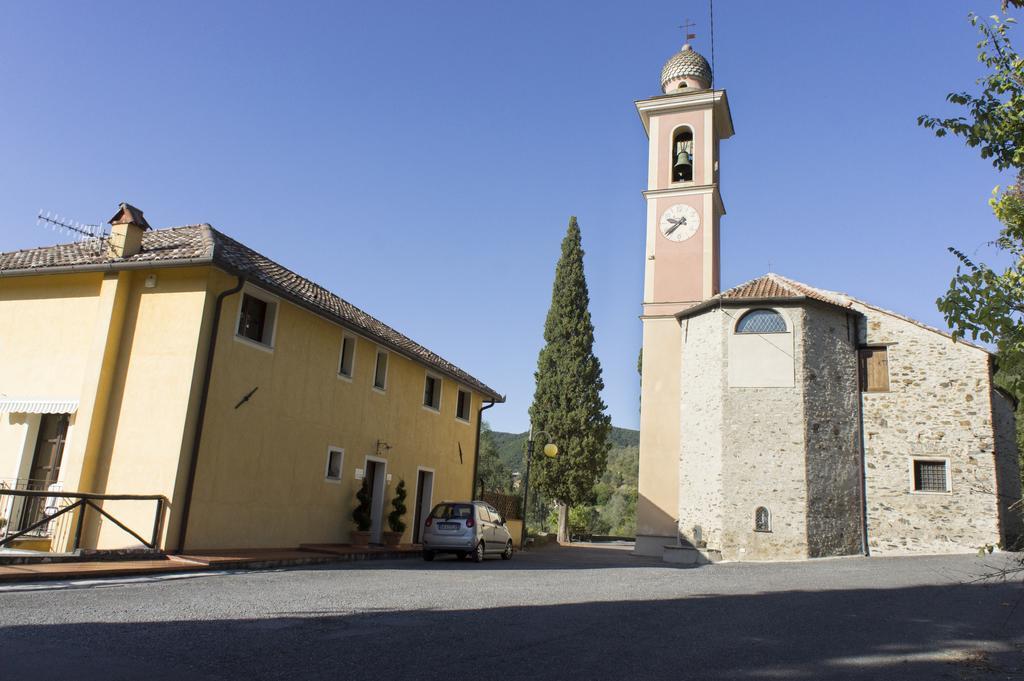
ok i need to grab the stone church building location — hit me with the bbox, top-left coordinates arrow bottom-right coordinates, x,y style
635,42 -> 1022,562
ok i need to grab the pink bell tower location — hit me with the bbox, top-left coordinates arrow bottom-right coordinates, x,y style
634,40 -> 734,556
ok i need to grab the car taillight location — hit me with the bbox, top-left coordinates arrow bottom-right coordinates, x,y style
425,517 -> 432,527
466,518 -> 475,528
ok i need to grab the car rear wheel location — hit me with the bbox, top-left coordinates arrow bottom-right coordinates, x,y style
423,550 -> 435,562
501,541 -> 513,560
472,541 -> 485,563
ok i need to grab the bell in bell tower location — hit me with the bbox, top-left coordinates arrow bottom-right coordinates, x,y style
634,34 -> 735,557
672,128 -> 694,182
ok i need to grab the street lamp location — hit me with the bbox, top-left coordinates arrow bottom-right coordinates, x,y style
521,426 -> 557,548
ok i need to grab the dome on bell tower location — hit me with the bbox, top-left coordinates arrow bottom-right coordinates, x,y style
660,44 -> 712,93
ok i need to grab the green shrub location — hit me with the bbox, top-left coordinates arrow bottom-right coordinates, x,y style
388,479 -> 407,533
352,479 -> 372,531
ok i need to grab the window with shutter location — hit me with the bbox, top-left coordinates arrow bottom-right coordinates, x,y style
858,347 -> 889,392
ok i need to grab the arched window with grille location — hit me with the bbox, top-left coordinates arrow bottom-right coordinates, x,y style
754,507 -> 771,533
735,309 -> 787,334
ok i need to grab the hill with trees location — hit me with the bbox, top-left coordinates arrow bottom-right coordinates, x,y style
478,425 -> 639,537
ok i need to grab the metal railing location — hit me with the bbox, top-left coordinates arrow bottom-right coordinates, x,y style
0,478 -> 69,540
0,486 -> 167,552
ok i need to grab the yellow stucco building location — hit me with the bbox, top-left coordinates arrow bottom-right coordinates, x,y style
0,204 -> 502,552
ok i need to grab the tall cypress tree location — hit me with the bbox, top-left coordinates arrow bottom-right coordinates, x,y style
529,216 -> 612,542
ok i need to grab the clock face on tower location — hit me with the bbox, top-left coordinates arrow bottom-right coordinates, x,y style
659,204 -> 700,242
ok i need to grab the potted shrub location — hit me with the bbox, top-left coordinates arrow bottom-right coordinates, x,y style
351,478 -> 372,547
383,479 -> 407,546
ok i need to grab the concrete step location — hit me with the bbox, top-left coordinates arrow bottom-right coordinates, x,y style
662,544 -> 722,565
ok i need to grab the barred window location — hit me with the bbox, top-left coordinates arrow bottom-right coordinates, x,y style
736,309 -> 787,334
754,507 -> 771,532
913,460 -> 948,493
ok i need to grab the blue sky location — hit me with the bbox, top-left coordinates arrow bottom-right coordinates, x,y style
0,1 -> 1015,433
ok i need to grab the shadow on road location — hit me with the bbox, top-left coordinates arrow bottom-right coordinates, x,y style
2,579 -> 1021,680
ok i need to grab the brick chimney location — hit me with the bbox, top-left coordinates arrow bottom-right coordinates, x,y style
108,202 -> 151,258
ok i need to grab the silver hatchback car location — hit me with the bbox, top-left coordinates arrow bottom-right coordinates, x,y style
421,501 -> 514,562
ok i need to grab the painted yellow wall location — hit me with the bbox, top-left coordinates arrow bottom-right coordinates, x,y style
0,273 -> 103,536
0,269 -> 212,551
1,265 -> 488,552
86,268 -> 210,550
0,273 -> 104,399
185,271 -> 483,550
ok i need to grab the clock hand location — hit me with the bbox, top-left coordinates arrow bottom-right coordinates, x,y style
664,217 -> 687,236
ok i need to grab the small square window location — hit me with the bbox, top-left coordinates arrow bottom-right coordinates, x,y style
374,350 -> 388,390
913,459 -> 948,493
326,448 -> 344,481
423,374 -> 441,410
237,292 -> 277,347
456,389 -> 471,421
339,335 -> 356,378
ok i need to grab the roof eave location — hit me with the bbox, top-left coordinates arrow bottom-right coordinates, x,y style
0,255 -> 216,279
211,259 -> 504,401
676,295 -> 850,320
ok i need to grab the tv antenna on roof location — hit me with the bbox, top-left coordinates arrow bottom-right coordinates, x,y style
36,210 -> 109,254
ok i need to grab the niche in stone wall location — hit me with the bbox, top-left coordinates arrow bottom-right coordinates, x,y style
727,308 -> 795,388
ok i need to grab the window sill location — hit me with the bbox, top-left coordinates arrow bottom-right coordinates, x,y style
910,490 -> 952,496
336,373 -> 353,383
422,405 -> 441,414
324,477 -> 343,484
372,386 -> 387,395
455,416 -> 471,425
233,334 -> 274,354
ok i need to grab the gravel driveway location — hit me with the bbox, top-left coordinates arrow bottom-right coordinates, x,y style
1,544 -> 1021,680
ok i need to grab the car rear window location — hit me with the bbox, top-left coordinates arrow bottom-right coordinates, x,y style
430,503 -> 474,520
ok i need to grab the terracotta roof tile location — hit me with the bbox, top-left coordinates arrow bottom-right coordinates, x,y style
0,225 -> 502,400
719,273 -> 852,307
678,273 -> 852,318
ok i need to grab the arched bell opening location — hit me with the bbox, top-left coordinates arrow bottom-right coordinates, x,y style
672,128 -> 694,182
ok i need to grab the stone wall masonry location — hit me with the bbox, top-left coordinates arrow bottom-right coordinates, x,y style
991,388 -> 1023,548
802,306 -> 863,558
719,305 -> 809,561
855,302 -> 1003,554
679,310 -> 726,551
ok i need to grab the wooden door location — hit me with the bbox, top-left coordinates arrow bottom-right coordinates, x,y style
20,414 -> 69,530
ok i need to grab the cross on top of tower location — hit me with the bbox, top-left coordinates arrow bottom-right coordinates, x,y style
679,18 -> 696,45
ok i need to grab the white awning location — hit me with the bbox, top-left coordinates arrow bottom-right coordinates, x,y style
0,398 -> 79,414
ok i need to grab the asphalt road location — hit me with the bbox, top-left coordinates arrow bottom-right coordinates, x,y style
1,544 -> 1022,680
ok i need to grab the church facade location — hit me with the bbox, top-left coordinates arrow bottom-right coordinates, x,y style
635,43 -> 1022,562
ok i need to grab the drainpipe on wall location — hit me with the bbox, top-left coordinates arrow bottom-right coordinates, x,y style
175,275 -> 245,553
852,312 -> 870,557
472,399 -> 498,500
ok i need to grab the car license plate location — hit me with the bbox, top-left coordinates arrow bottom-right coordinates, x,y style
439,522 -> 459,530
